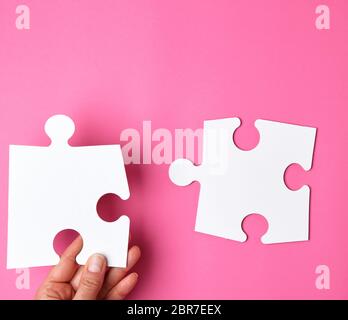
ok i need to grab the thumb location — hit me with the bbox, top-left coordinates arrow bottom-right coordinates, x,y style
73,254 -> 107,300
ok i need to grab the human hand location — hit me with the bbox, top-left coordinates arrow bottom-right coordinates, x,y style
35,236 -> 141,300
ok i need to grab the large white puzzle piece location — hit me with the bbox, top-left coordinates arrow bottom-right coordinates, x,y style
7,115 -> 130,269
169,117 -> 316,244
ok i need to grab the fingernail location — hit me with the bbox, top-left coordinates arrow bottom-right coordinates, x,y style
88,254 -> 105,273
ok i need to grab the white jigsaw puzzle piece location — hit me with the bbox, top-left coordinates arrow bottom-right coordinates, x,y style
169,117 -> 316,244
8,115 -> 130,269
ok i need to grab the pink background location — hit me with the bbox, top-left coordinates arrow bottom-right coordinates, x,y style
0,0 -> 347,299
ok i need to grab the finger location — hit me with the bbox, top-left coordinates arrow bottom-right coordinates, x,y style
98,245 -> 141,299
36,282 -> 75,300
70,265 -> 83,291
48,235 -> 83,283
71,265 -> 112,292
73,254 -> 107,300
105,272 -> 138,300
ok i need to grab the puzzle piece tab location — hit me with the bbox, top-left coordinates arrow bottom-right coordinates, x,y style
7,115 -> 130,268
169,117 -> 316,244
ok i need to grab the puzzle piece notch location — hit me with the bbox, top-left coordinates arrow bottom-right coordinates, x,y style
169,159 -> 199,186
232,119 -> 260,151
53,228 -> 81,256
284,163 -> 310,191
45,114 -> 75,147
8,115 -> 130,269
242,213 -> 269,243
169,117 -> 316,244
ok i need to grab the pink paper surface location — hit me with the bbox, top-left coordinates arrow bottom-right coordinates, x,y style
0,0 -> 347,299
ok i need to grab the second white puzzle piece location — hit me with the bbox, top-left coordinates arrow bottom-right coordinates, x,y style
169,117 -> 316,244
